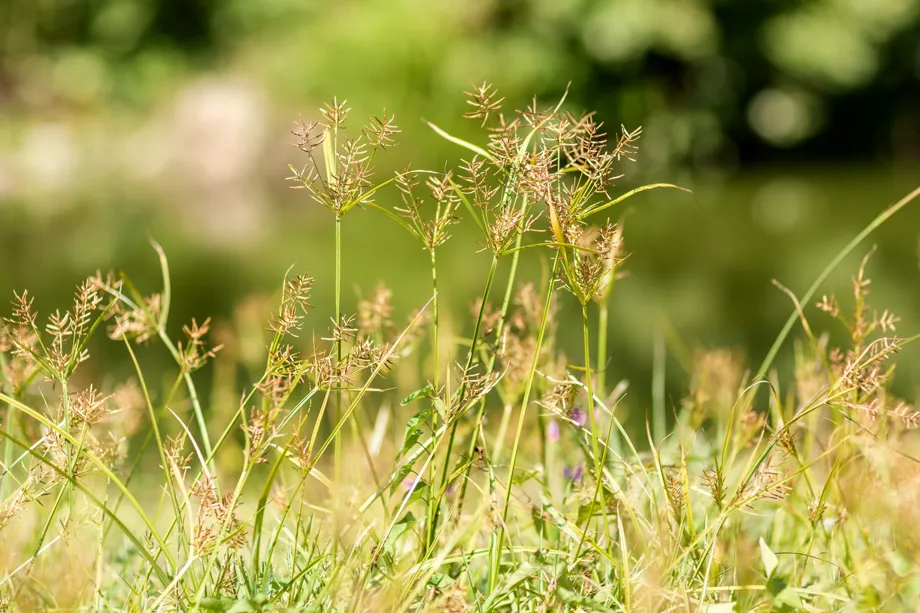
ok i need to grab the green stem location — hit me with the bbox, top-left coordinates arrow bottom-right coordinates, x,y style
490,254 -> 559,592
32,480 -> 68,562
428,254 -> 498,549
123,339 -> 189,552
431,248 -> 440,391
150,241 -> 215,471
334,213 -> 343,485
424,248 -> 441,559
491,402 -> 514,467
453,238 -> 524,515
335,214 -> 342,362
596,300 -> 620,457
573,302 -> 609,559
182,369 -> 212,470
451,195 -> 532,533
596,302 -> 608,399
595,263 -> 622,458
582,304 -> 600,478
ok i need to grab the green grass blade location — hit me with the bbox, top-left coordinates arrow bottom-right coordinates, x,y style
756,184 -> 920,380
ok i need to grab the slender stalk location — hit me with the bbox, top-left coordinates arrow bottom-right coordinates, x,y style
334,213 -> 343,485
490,255 -> 559,592
449,194 -> 532,535
428,254 -> 498,549
438,254 -> 498,477
335,215 -> 343,361
181,368 -> 212,470
595,257 -> 622,457
452,233 -> 525,518
150,241 -> 216,470
582,303 -> 600,479
123,339 -> 188,551
596,302 -> 608,398
431,248 -> 440,391
596,300 -> 620,457
32,482 -> 67,561
573,302 -> 610,559
424,247 -> 441,559
491,402 -> 514,466
61,375 -> 71,472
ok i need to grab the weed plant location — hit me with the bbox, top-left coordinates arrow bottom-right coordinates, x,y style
1,86 -> 920,612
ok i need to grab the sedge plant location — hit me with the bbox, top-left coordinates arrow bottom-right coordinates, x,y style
0,89 -> 918,613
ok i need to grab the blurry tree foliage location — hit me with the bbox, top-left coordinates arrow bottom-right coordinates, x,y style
2,0 -> 919,166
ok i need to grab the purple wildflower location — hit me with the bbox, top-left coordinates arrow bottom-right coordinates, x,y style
570,407 -> 587,427
563,464 -> 584,484
547,420 -> 560,442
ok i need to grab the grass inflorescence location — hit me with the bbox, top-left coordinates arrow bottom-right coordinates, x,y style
1,86 -> 919,612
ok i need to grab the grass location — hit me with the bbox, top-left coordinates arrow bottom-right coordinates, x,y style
1,85 -> 920,612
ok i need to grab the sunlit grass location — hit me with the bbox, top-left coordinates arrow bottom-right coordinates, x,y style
1,87 -> 919,612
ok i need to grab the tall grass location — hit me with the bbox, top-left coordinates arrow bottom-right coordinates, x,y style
1,86 -> 919,612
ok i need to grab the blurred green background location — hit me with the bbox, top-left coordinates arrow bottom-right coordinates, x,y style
2,0 -> 919,409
